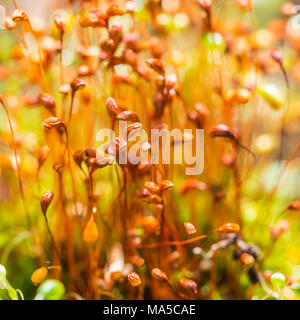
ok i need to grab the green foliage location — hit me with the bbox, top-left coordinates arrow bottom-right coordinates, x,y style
35,279 -> 65,300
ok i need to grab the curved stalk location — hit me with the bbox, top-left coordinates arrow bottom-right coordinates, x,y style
43,213 -> 62,266
142,234 -> 208,249
0,98 -> 31,228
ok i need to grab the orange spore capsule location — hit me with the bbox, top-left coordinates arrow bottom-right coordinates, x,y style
128,272 -> 142,287
83,217 -> 99,244
31,267 -> 48,286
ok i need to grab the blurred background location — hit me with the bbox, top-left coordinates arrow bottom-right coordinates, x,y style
1,0 -> 300,300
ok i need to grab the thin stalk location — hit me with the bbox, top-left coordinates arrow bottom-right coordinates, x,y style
0,98 -> 31,228
142,234 -> 208,249
268,138 -> 300,202
59,33 -> 64,85
57,171 -> 76,289
233,159 -> 242,227
43,214 -> 62,266
236,140 -> 257,169
56,125 -> 77,288
122,167 -> 129,256
62,124 -> 79,218
278,62 -> 291,160
67,92 -> 75,126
